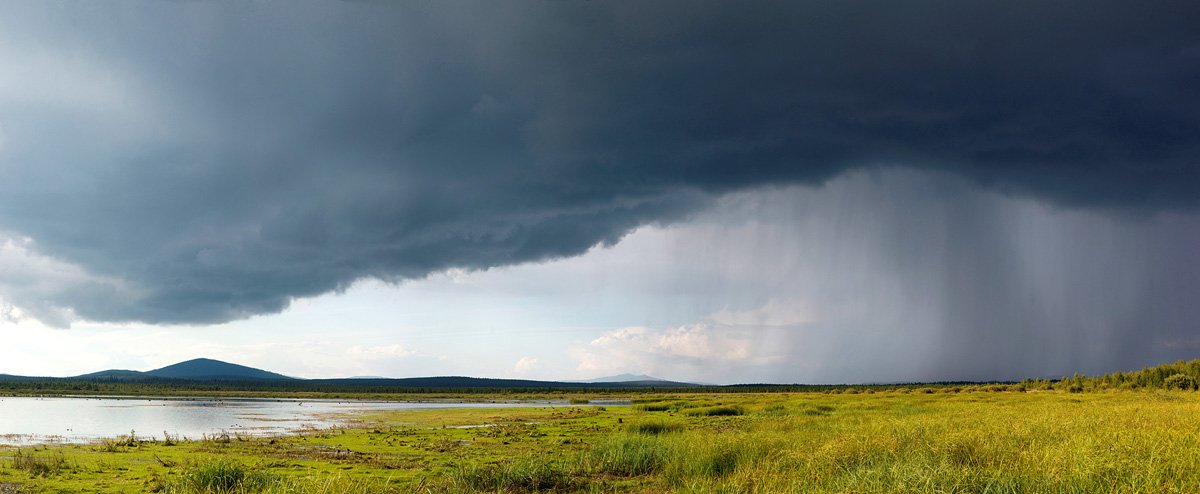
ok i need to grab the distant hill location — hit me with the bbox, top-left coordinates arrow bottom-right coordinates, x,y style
306,376 -> 695,389
74,369 -> 152,381
0,373 -> 42,382
145,358 -> 295,381
7,357 -> 1200,393
571,373 -> 669,383
6,357 -> 700,389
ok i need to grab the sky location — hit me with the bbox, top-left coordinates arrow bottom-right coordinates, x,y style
0,1 -> 1197,384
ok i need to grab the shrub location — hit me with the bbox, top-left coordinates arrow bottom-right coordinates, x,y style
1164,373 -> 1197,391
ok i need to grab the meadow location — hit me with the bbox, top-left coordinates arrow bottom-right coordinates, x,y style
2,388 -> 1200,493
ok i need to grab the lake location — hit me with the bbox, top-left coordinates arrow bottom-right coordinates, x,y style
0,396 -> 604,445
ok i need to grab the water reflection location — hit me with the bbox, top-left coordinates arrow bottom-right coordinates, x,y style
0,396 -> 609,444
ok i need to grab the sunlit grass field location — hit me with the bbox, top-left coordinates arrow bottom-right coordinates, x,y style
7,390 -> 1200,493
3,390 -> 1200,492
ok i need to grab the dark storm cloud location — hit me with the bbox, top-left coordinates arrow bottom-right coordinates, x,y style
680,173 -> 1200,383
0,1 -> 1196,325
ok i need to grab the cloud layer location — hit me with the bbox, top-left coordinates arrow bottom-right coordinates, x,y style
0,2 -> 1197,325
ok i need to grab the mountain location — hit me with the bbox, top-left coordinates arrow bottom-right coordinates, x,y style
571,373 -> 669,383
29,358 -> 700,388
306,376 -> 696,388
145,358 -> 295,381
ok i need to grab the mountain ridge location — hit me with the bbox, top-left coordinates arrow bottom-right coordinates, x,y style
568,373 -> 668,383
52,358 -> 699,388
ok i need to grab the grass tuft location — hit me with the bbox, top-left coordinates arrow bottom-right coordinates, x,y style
588,434 -> 671,477
685,406 -> 744,417
9,449 -> 70,477
452,458 -> 582,492
167,459 -> 275,493
635,402 -> 675,412
625,420 -> 684,435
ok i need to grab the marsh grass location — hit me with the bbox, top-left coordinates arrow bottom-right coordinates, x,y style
633,399 -> 715,413
800,404 -> 835,416
11,385 -> 1200,493
634,402 -> 676,412
163,465 -> 401,494
167,459 -> 275,493
585,431 -> 772,487
454,391 -> 1200,493
162,431 -> 181,446
8,449 -> 70,477
684,406 -> 744,417
627,393 -> 1200,492
588,435 -> 670,476
451,458 -> 582,492
624,420 -> 683,435
98,430 -> 143,452
256,476 -> 404,494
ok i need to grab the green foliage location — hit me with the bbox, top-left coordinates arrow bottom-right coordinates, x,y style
1045,360 -> 1200,392
1164,373 -> 1197,391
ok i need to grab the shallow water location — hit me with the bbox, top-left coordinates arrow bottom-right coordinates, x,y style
0,396 -> 599,445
